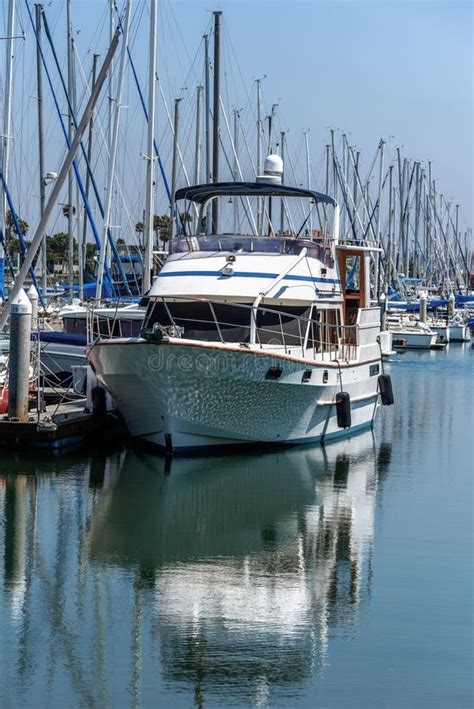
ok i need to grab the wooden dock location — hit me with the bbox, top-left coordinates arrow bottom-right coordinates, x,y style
0,399 -> 125,450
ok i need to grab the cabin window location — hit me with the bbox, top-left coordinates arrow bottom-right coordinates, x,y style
169,235 -> 334,267
305,309 -> 341,354
345,255 -> 360,293
144,299 -> 312,345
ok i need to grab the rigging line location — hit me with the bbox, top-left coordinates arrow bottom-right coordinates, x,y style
216,129 -> 256,235
84,2 -> 109,56
238,112 -> 257,176
285,140 -> 308,222
157,79 -> 198,222
1,171 -> 45,304
222,28 -> 241,116
39,6 -> 131,296
222,22 -> 256,114
346,146 -> 378,241
175,35 -> 206,102
25,2 -> 117,296
218,96 -> 257,235
336,156 -> 369,242
113,7 -> 172,204
166,0 -> 202,80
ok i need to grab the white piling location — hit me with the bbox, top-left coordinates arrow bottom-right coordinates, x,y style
448,292 -> 455,318
7,289 -> 32,422
380,292 -> 387,331
27,284 -> 39,331
419,290 -> 427,323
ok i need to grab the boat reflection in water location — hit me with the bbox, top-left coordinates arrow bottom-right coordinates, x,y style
89,432 -> 390,702
0,433 -> 391,706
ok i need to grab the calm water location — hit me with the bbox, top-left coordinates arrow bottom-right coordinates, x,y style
0,345 -> 472,708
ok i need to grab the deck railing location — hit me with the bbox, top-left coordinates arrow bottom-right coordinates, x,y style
142,296 -> 359,362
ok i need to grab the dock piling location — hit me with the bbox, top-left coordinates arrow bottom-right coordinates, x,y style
7,289 -> 32,422
27,284 -> 39,330
448,292 -> 455,318
420,291 -> 427,323
380,292 -> 387,331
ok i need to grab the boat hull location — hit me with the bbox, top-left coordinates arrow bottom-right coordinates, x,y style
449,325 -> 470,342
391,330 -> 437,349
88,339 -> 380,452
430,324 -> 450,343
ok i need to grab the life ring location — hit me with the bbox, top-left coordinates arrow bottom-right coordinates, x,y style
451,314 -> 463,326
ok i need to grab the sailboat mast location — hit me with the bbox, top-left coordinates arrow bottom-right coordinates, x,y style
143,0 -> 157,294
386,165 -> 393,291
193,85 -> 203,232
280,131 -> 285,234
0,30 -> 120,330
66,0 -> 75,302
233,108 -> 239,234
170,98 -> 181,239
96,0 -> 132,301
211,10 -> 222,234
0,0 -> 16,303
256,77 -> 263,234
194,85 -> 203,187
374,139 -> 384,298
35,3 -> 47,301
203,34 -> 211,234
81,53 -> 98,300
304,130 -> 312,238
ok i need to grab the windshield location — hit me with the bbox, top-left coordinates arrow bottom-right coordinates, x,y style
170,235 -> 334,267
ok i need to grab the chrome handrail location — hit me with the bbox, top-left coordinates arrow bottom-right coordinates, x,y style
144,295 -> 360,362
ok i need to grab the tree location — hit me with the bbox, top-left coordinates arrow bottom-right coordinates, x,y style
179,211 -> 192,235
46,232 -> 69,259
85,243 -> 97,272
153,214 -> 171,245
5,210 -> 29,252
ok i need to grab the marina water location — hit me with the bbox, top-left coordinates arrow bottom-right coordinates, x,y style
0,345 -> 472,708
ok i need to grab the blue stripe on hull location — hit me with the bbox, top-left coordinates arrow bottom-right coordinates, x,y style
158,270 -> 341,286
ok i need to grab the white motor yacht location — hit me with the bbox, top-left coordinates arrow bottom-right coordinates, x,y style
87,165 -> 393,452
386,315 -> 438,349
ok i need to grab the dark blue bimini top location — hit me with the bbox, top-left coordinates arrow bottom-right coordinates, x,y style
175,181 -> 337,207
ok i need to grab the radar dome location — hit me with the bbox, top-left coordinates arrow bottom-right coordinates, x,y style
264,154 -> 283,176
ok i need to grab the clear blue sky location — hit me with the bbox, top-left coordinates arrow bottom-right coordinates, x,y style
2,0 -> 472,234
170,0 -> 473,222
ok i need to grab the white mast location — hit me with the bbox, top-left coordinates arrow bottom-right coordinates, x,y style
0,32 -> 120,331
233,107 -> 239,234
143,0 -> 157,294
0,0 -> 16,303
374,139 -> 385,298
193,85 -> 202,233
193,85 -> 203,187
255,76 -> 264,234
96,0 -> 132,301
66,0 -> 75,302
304,129 -> 312,238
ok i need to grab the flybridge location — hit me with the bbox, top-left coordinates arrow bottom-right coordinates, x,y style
176,181 -> 338,208
175,179 -> 341,245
